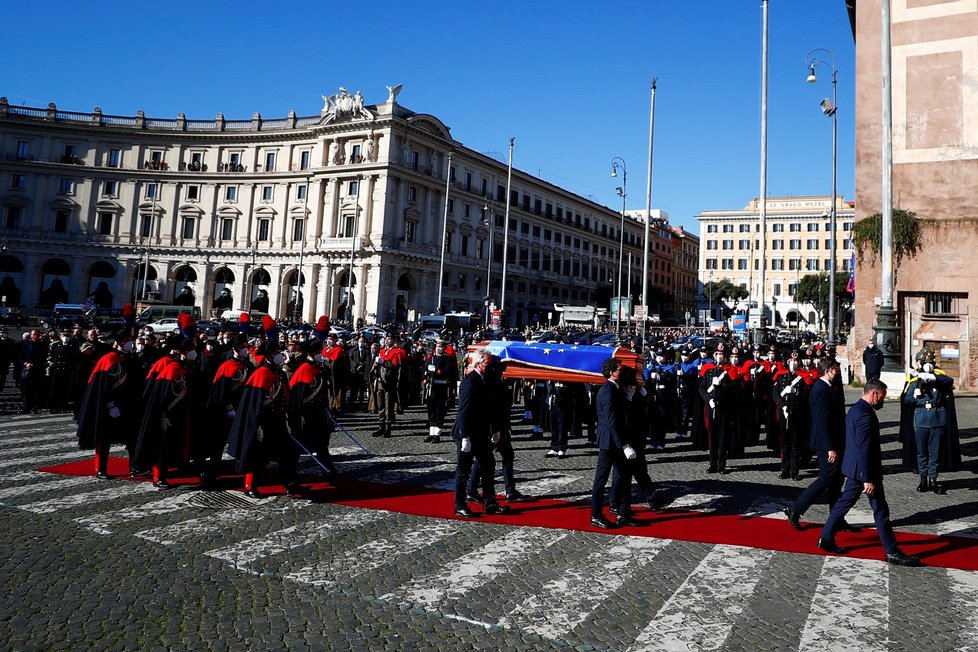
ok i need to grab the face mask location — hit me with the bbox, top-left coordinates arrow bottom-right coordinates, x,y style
788,361 -> 799,372
714,355 -> 725,365
768,354 -> 776,361
699,352 -> 707,359
873,397 -> 885,411
136,344 -> 146,353
184,349 -> 198,361
121,341 -> 134,353
273,353 -> 286,366
923,363 -> 934,373
238,347 -> 250,358
681,355 -> 690,362
730,357 -> 739,365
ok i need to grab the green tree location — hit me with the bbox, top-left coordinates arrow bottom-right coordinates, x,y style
703,278 -> 749,317
796,272 -> 853,330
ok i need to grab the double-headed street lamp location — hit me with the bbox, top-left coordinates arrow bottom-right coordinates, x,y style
482,197 -> 495,325
806,47 -> 838,345
611,157 -> 627,333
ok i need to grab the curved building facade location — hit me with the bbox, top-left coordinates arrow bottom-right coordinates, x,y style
0,89 -> 665,327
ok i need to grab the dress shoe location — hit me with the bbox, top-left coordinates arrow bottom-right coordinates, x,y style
153,479 -> 171,490
506,490 -> 530,502
244,488 -> 262,499
423,435 -> 434,443
556,450 -> 566,458
383,429 -> 392,439
778,471 -> 791,479
837,520 -> 861,533
816,537 -> 847,555
589,516 -> 617,530
545,449 -> 558,458
608,507 -> 619,516
370,429 -> 385,438
484,503 -> 510,515
886,550 -> 922,567
466,492 -> 482,504
616,514 -> 641,527
430,436 -> 440,444
931,479 -> 946,495
706,466 -> 719,474
95,471 -> 110,480
720,467 -> 730,475
648,493 -> 664,511
783,507 -> 802,531
454,506 -> 477,518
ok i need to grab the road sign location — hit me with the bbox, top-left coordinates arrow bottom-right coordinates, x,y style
633,305 -> 647,321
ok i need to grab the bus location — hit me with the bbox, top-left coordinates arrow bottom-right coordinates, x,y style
417,312 -> 482,334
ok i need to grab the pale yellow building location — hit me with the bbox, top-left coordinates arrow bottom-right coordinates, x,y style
696,195 -> 855,329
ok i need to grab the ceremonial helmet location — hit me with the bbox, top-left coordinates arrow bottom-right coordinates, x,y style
914,348 -> 936,365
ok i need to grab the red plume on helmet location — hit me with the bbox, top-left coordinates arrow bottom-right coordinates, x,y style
239,312 -> 251,324
262,315 -> 279,340
177,312 -> 197,338
314,315 -> 330,341
121,303 -> 136,328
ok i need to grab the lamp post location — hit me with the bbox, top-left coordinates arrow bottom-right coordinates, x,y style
708,270 -> 714,325
806,47 -> 838,345
482,196 -> 494,325
436,152 -> 453,314
611,157 -> 627,333
346,175 -> 362,323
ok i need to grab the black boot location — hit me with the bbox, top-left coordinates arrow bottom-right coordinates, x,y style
916,475 -> 928,492
931,477 -> 946,495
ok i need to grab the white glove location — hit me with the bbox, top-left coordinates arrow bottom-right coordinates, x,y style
108,406 -> 121,419
226,408 -> 236,419
676,369 -> 684,376
711,376 -> 722,387
623,444 -> 637,460
780,385 -> 794,397
648,372 -> 660,381
491,432 -> 501,445
791,375 -> 803,386
913,388 -> 922,398
461,437 -> 472,453
160,416 -> 171,431
918,372 -> 936,382
782,406 -> 789,420
709,399 -> 716,410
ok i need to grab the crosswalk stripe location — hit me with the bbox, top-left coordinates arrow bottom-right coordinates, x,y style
74,493 -> 197,534
665,492 -> 728,512
14,482 -> 157,514
0,431 -> 77,446
517,474 -> 581,497
935,520 -> 978,539
0,474 -> 97,499
134,504 -> 303,546
0,449 -> 90,470
628,545 -> 775,651
798,556 -> 889,651
204,510 -> 390,569
1,441 -> 76,456
283,520 -> 461,588
947,568 -> 978,649
381,527 -> 568,609
499,535 -> 671,639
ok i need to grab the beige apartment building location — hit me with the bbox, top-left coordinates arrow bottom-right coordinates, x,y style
696,195 -> 855,328
0,88 -> 667,328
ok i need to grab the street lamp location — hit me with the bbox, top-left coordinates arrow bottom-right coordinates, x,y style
708,270 -> 714,325
482,197 -> 495,325
611,157 -> 627,333
806,47 -> 838,345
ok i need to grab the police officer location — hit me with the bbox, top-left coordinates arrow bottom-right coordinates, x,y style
903,349 -> 954,494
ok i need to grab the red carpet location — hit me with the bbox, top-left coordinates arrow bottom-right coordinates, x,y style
38,456 -> 978,571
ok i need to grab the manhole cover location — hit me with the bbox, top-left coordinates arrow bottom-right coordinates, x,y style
187,490 -> 261,509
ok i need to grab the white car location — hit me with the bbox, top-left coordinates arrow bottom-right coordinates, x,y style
144,317 -> 181,334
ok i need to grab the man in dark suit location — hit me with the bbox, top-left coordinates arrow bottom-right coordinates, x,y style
817,379 -> 920,566
785,357 -> 858,532
589,357 -> 638,529
452,349 -> 508,517
19,329 -> 50,414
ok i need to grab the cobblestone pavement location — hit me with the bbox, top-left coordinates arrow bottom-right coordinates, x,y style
2,384 -> 977,651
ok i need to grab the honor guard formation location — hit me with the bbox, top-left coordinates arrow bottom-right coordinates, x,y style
0,313 -> 963,567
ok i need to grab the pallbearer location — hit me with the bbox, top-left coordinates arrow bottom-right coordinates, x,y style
76,329 -> 137,479
423,339 -> 454,443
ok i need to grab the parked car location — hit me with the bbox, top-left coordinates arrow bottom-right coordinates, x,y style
529,329 -> 559,343
196,319 -> 223,336
40,304 -> 93,331
357,326 -> 388,342
143,317 -> 181,334
0,307 -> 29,327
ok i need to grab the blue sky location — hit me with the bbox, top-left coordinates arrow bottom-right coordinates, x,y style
3,1 -> 854,233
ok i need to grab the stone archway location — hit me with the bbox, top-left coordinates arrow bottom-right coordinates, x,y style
395,273 -> 414,324
212,267 -> 235,314
40,258 -> 71,308
0,255 -> 25,308
88,261 -> 116,308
